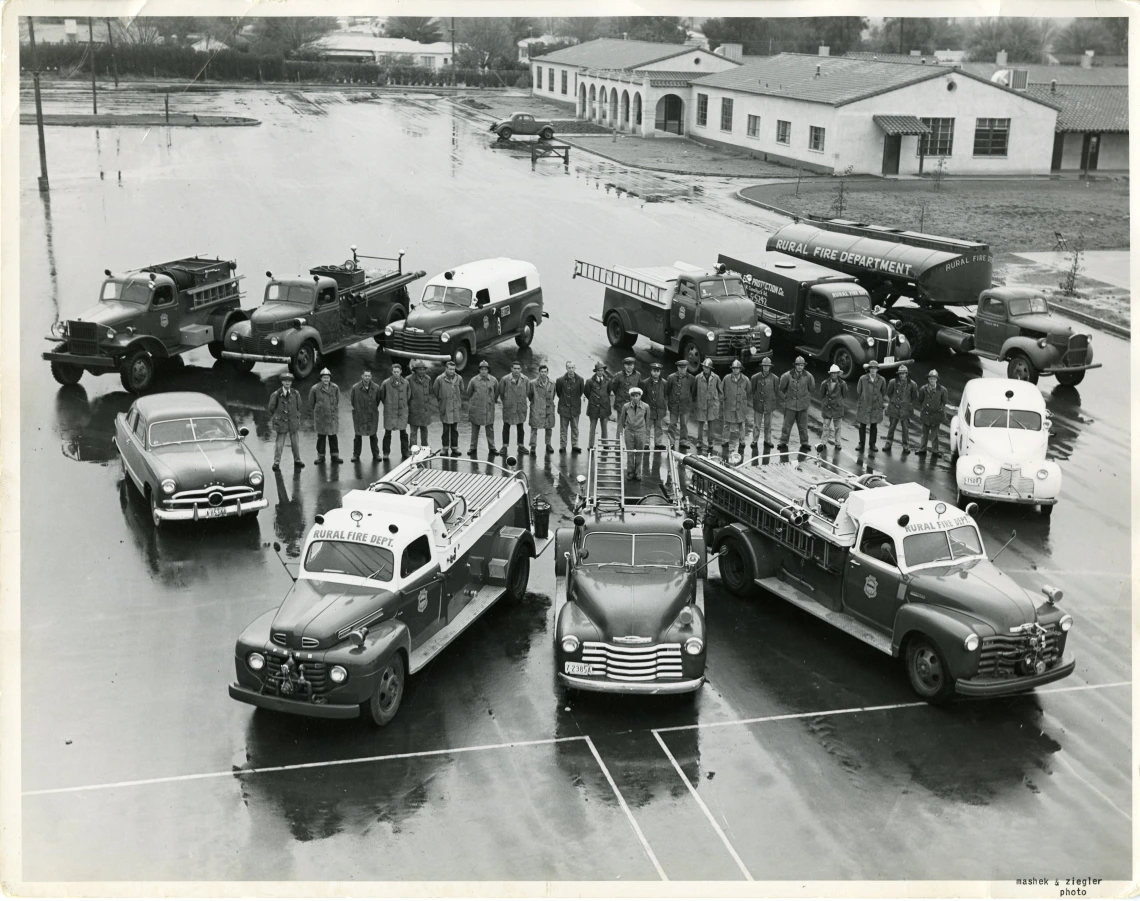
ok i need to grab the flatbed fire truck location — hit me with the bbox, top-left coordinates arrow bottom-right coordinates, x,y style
684,452 -> 1075,703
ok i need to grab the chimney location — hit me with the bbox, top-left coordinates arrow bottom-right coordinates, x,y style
1051,79 -> 1057,93
815,64 -> 821,77
996,49 -> 1008,66
818,46 -> 830,56
717,42 -> 743,62
1081,49 -> 1095,68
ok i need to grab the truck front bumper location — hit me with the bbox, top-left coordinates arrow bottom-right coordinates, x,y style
958,489 -> 1057,506
557,673 -> 705,694
873,356 -> 914,372
955,652 -> 1075,698
1043,362 -> 1102,375
228,683 -> 361,719
156,497 -> 268,522
42,350 -> 117,371
387,348 -> 452,362
221,350 -> 290,364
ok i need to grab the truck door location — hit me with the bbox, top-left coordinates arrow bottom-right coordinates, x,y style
311,284 -> 342,348
473,287 -> 499,344
842,525 -> 904,628
803,290 -> 834,351
149,282 -> 180,348
974,296 -> 1009,353
397,535 -> 446,647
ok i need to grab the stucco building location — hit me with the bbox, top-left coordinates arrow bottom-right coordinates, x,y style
310,35 -> 457,69
1026,83 -> 1129,172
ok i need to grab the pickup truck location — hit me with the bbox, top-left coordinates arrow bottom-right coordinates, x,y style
229,446 -> 551,726
684,452 -> 1075,703
43,257 -> 247,393
767,219 -> 1100,385
554,437 -> 707,695
222,248 -> 425,379
573,260 -> 771,369
718,251 -> 912,378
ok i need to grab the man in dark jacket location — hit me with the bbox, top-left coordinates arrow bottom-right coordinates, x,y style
855,359 -> 888,454
268,372 -> 304,471
379,362 -> 411,460
644,362 -> 668,450
666,359 -> 693,450
609,357 -> 641,416
619,386 -> 650,480
555,360 -> 584,455
465,360 -> 498,458
498,360 -> 530,459
883,364 -> 920,454
407,360 -> 434,450
584,362 -> 612,449
308,368 -> 342,464
777,356 -> 815,452
433,359 -> 464,457
750,357 -> 779,454
349,368 -> 382,462
817,363 -> 848,451
915,369 -> 950,457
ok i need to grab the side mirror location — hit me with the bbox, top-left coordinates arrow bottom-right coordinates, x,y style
873,305 -> 885,316
682,518 -> 695,531
573,514 -> 585,527
238,426 -> 249,438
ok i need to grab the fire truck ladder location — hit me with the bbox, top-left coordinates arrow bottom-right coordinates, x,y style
587,437 -> 625,508
574,261 -> 664,304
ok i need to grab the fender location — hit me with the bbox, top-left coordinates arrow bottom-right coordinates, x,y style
676,323 -> 714,348
602,304 -> 637,336
518,296 -> 546,329
123,336 -> 168,361
892,602 -> 979,676
554,527 -> 574,577
225,318 -> 252,341
999,335 -> 1051,366
283,324 -> 322,356
210,308 -> 247,342
487,525 -> 536,584
438,324 -> 477,354
328,619 -> 411,704
710,522 -> 781,579
948,414 -> 960,450
819,334 -> 868,365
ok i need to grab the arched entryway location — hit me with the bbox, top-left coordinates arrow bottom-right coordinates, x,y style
610,90 -> 618,124
620,90 -> 630,129
633,93 -> 643,128
599,87 -> 608,123
588,84 -> 597,121
578,84 -> 587,118
654,94 -> 684,135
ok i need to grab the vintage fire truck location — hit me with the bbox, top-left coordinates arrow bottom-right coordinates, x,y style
573,260 -> 772,369
685,453 -> 1075,703
554,438 -> 707,695
230,446 -> 551,725
44,257 -> 247,393
767,219 -> 1100,385
222,247 -> 425,379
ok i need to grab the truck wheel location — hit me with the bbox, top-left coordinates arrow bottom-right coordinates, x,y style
680,339 -> 701,370
515,316 -> 537,349
831,346 -> 856,379
605,314 -> 636,349
451,343 -> 471,372
905,634 -> 953,705
716,536 -> 754,596
1006,353 -> 1039,384
1054,370 -> 1085,387
290,341 -> 318,380
50,348 -> 84,386
498,126 -> 513,141
120,349 -> 157,394
504,545 -> 531,603
368,654 -> 405,726
540,127 -> 554,141
898,322 -> 930,358
207,341 -> 224,360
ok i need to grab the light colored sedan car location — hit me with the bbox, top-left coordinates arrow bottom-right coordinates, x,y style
950,378 -> 1060,515
115,392 -> 268,527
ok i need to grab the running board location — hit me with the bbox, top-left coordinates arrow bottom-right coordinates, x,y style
409,584 -> 505,674
534,535 -> 554,558
754,576 -> 893,655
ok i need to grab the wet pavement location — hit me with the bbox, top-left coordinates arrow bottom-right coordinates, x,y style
17,89 -> 1131,884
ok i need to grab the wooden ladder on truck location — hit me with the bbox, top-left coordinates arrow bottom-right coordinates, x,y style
587,437 -> 625,509
573,261 -> 664,304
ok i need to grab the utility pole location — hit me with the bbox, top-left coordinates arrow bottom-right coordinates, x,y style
28,18 -> 49,191
451,17 -> 456,85
88,17 -> 98,113
105,18 -> 119,88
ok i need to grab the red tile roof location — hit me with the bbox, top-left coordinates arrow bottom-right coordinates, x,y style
533,38 -> 705,71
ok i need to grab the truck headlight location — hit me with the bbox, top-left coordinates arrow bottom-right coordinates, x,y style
161,479 -> 176,495
329,665 -> 348,683
1059,615 -> 1073,632
1036,468 -> 1048,480
51,321 -> 66,338
706,331 -> 715,342
1037,337 -> 1049,348
684,637 -> 704,655
763,325 -> 772,337
561,635 -> 580,654
102,327 -> 115,340
440,332 -> 450,343
972,464 -> 985,475
385,326 -> 394,337
250,471 -> 263,487
247,652 -> 266,671
229,333 -> 239,342
866,337 -> 875,347
963,633 -> 980,652
270,337 -> 279,346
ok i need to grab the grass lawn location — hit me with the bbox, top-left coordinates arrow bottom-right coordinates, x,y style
742,177 -> 1129,252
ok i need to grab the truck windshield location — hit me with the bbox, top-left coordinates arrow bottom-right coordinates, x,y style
422,285 -> 473,306
101,280 -> 151,304
304,540 -> 395,583
903,525 -> 984,567
698,278 -> 744,299
149,417 -> 237,446
973,408 -> 1042,430
581,532 -> 683,566
265,284 -> 315,305
830,294 -> 873,314
1007,296 -> 1049,316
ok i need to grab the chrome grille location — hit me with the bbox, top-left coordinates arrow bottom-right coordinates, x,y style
169,485 -> 259,507
982,465 -> 1035,498
68,320 -> 100,356
390,333 -> 442,354
1060,334 -> 1090,367
263,652 -> 329,696
978,627 -> 1062,678
714,330 -> 764,356
581,641 -> 684,681
252,320 -> 279,337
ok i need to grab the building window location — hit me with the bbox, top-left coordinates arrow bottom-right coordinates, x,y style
548,69 -> 554,92
920,118 -> 955,156
561,70 -> 568,94
696,93 -> 708,127
747,115 -> 760,138
720,98 -> 733,132
776,119 -> 791,144
421,56 -> 433,68
974,118 -> 1010,156
809,125 -> 825,152
536,66 -> 542,89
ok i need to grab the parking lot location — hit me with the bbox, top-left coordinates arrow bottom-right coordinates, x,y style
14,88 -> 1132,886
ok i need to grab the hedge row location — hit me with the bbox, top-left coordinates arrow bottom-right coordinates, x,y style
21,43 -> 531,88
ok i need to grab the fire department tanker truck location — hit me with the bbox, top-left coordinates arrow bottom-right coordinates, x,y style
229,446 -> 550,726
767,219 -> 1099,385
553,438 -> 708,695
573,260 -> 772,369
222,247 -> 425,380
684,453 -> 1075,703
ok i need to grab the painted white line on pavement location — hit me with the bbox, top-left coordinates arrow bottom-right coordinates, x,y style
652,730 -> 753,881
1036,680 -> 1131,695
1052,753 -> 1132,822
584,735 -> 668,882
24,735 -> 583,798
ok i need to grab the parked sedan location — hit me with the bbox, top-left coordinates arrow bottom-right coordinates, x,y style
489,112 -> 555,141
114,392 -> 268,527
949,378 -> 1061,515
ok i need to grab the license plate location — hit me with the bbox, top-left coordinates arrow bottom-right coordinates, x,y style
204,506 -> 227,518
564,662 -> 596,676
962,476 -> 982,486
884,355 -> 895,364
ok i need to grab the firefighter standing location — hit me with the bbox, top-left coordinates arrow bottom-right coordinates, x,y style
817,363 -> 848,451
883,364 -> 920,454
855,360 -> 888,455
749,357 -> 779,455
777,356 -> 815,452
666,359 -> 693,450
915,369 -> 950,457
619,386 -> 650,480
721,359 -> 752,459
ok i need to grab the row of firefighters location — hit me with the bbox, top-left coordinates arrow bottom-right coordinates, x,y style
261,355 -> 953,474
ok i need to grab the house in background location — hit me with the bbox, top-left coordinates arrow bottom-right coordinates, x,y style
308,34 -> 457,69
518,34 -> 576,63
1026,83 -> 1129,172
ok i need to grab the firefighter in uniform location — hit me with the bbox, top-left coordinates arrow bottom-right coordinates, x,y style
883,364 -> 919,454
692,358 -> 722,455
584,362 -> 612,448
609,357 -> 641,419
643,362 -> 668,450
916,369 -> 950,457
817,363 -> 848,451
855,360 -> 888,455
666,358 -> 693,450
619,386 -> 650,480
749,357 -> 779,455
777,356 -> 815,452
720,359 -> 752,459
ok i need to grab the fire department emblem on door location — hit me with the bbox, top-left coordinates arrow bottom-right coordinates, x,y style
159,313 -> 169,327
813,320 -> 821,333
417,588 -> 428,613
864,575 -> 878,598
